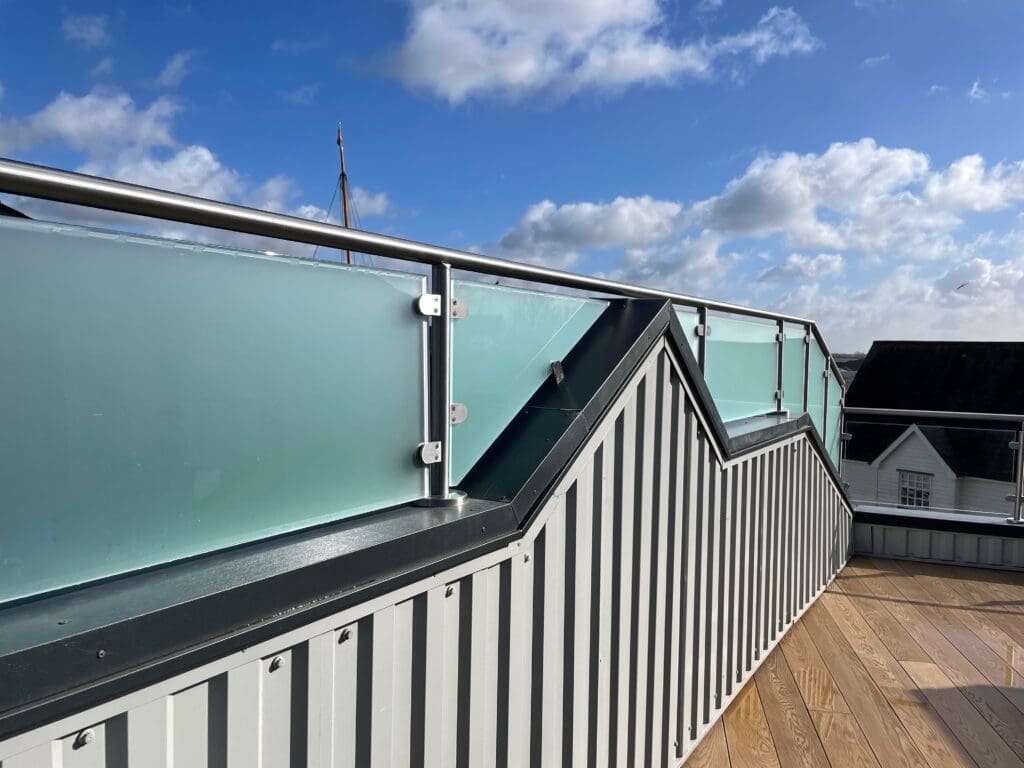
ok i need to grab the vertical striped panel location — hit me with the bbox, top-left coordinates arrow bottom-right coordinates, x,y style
1,340 -> 854,768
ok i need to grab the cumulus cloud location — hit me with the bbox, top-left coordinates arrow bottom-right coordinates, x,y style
924,155 -> 1024,212
490,195 -> 683,267
690,138 -> 977,260
155,51 -> 194,88
0,85 -> 360,259
481,138 -> 1024,348
393,2 -> 819,103
351,187 -> 391,217
968,79 -> 988,102
776,254 -> 1024,351
928,84 -> 946,96
758,253 -> 844,282
860,54 -> 889,68
612,230 -> 734,293
62,13 -> 110,48
0,88 -> 178,155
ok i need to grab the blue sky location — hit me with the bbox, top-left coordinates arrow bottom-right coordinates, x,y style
2,1 -> 1024,351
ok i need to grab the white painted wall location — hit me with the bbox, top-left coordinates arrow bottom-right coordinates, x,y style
876,430 -> 957,510
843,459 -> 877,504
959,476 -> 1015,515
843,431 -> 1015,515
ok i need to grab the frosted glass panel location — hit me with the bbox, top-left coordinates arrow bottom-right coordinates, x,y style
673,306 -> 700,359
826,372 -> 843,466
782,322 -> 806,417
0,218 -> 427,604
807,340 -> 827,438
705,314 -> 778,422
451,281 -> 607,484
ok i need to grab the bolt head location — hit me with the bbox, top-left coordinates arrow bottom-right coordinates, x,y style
74,729 -> 95,749
96,649 -> 106,659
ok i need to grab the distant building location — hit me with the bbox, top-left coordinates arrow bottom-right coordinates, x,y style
842,341 -> 1022,515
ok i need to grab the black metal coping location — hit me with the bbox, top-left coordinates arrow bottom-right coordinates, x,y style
853,507 -> 1024,539
0,297 -> 844,741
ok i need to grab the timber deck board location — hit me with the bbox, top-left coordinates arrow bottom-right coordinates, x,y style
684,556 -> 1024,768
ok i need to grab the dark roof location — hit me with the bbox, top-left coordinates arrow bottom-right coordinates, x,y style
846,340 -> 1024,413
0,201 -> 28,218
845,341 -> 1023,481
845,422 -> 1016,481
919,425 -> 1015,481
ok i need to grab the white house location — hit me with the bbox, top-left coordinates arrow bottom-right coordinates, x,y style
844,424 -> 1015,515
841,341 -> 1021,517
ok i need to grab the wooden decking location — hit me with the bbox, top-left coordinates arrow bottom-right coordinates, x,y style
684,556 -> 1024,768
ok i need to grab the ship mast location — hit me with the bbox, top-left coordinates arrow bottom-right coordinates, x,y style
337,124 -> 352,265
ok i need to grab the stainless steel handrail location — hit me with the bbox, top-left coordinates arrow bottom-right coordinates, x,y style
0,158 -> 843,377
0,156 -> 850,500
843,405 -> 1024,524
842,406 -> 1024,422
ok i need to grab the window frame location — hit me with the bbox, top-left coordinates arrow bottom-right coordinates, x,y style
897,469 -> 933,508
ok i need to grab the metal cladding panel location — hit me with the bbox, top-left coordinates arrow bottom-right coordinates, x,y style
0,339 -> 853,768
852,522 -> 1024,571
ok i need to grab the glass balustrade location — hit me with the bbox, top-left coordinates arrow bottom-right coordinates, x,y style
806,339 -> 827,439
843,419 -> 1018,519
450,280 -> 607,484
0,218 -> 428,603
0,214 -> 850,604
704,313 -> 779,422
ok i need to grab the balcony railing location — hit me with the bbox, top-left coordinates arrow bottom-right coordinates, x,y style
0,157 -> 843,605
843,406 -> 1024,524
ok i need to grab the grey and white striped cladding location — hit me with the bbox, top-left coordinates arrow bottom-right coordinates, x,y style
0,338 -> 853,768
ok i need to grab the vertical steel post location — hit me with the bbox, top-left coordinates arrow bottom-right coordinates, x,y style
776,319 -> 785,413
697,305 -> 709,372
839,385 -> 847,480
1014,423 -> 1024,523
802,326 -> 810,415
822,367 -> 829,447
419,263 -> 465,507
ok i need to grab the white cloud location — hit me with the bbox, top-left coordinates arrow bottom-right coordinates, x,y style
0,85 -> 345,258
482,138 -> 1024,349
776,255 -> 1024,351
492,195 -> 683,267
758,252 -> 844,282
79,145 -> 242,201
393,2 -> 819,103
0,88 -> 178,155
928,84 -> 946,96
91,57 -> 114,78
351,187 -> 391,217
611,230 -> 734,293
155,51 -> 194,89
968,79 -> 988,102
924,154 -> 1024,212
62,14 -> 110,48
860,53 -> 889,68
690,138 -> 976,260
0,81 -> 5,105
282,84 -> 319,105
